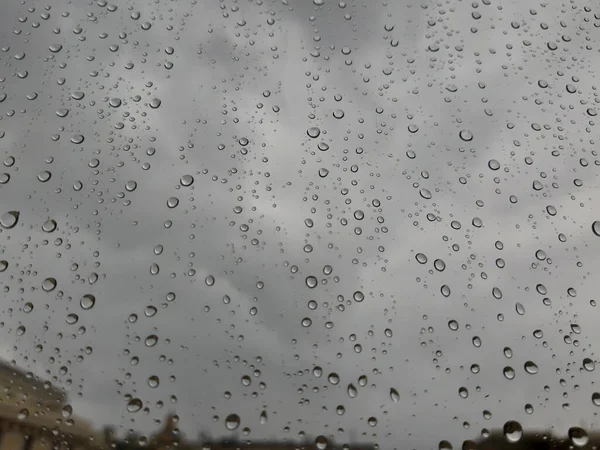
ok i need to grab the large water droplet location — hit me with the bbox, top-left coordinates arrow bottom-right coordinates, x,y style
524,361 -> 538,374
42,219 -> 57,232
439,441 -> 453,450
305,276 -> 318,288
458,129 -> 473,142
0,211 -> 19,229
503,421 -> 523,443
41,278 -> 57,292
568,427 -> 589,447
503,366 -> 515,380
583,358 -> 595,371
80,294 -> 95,310
315,436 -> 329,450
347,383 -> 357,398
127,398 -> 143,413
145,334 -> 158,347
307,127 -> 321,138
225,414 -> 240,430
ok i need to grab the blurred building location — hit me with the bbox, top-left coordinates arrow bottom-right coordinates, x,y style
0,359 -> 100,450
474,430 -> 600,450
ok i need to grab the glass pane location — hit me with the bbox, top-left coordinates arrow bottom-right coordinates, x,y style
0,0 -> 598,449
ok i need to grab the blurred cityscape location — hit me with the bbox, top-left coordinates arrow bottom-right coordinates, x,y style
0,359 -> 597,450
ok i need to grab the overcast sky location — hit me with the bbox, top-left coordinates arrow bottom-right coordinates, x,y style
1,0 -> 600,448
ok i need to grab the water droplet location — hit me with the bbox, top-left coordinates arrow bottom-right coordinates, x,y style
353,291 -> 364,302
180,174 -> 194,186
307,127 -> 321,138
503,366 -> 515,380
524,361 -> 538,374
0,211 -> 19,229
592,221 -> 600,237
41,278 -> 57,292
328,373 -> 340,385
347,383 -> 357,398
252,409 -> 265,426
78,294 -> 95,310
305,276 -> 318,288
503,421 -> 523,443
148,376 -> 160,388
66,313 -> 79,324
42,219 -> 57,232
592,392 -> 600,406
458,387 -> 469,398
390,388 -> 399,403
225,414 -> 240,430
125,180 -> 137,192
167,197 -> 179,208
205,275 -> 215,286
568,427 -> 589,447
488,159 -> 500,170
415,253 -> 428,264
438,441 -> 452,450
434,259 -> 446,271
36,170 -> 51,183
56,108 -> 69,117
127,398 -> 143,413
62,405 -> 73,418
315,436 -> 329,450
459,129 -> 473,142
18,409 -> 29,420
583,358 -> 595,371
145,334 -> 158,347
49,44 -> 63,53
333,109 -> 345,119
149,98 -> 161,109
301,317 -> 312,327
515,302 -> 525,315
70,134 -> 84,144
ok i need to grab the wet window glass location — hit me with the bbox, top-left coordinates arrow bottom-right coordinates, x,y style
0,0 -> 599,449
